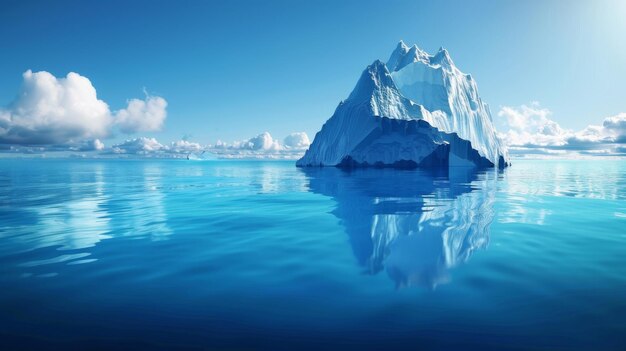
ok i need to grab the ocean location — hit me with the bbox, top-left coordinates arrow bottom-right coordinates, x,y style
1,159 -> 625,350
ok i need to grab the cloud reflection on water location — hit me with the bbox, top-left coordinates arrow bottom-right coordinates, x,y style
1,162 -> 173,274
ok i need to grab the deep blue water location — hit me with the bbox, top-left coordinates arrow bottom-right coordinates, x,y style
1,159 -> 625,350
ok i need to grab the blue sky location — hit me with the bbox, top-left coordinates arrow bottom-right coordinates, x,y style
0,0 -> 625,154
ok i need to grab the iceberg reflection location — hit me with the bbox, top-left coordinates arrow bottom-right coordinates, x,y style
302,167 -> 497,288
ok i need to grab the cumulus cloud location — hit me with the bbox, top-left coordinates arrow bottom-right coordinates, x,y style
602,113 -> 626,143
168,139 -> 204,154
110,137 -> 204,158
209,132 -> 311,159
283,132 -> 311,149
498,103 -> 626,157
0,70 -> 112,145
220,132 -> 283,151
93,139 -> 106,151
0,70 -> 167,148
115,95 -> 167,133
111,137 -> 164,154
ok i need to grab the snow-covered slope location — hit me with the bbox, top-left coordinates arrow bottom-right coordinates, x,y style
297,41 -> 509,168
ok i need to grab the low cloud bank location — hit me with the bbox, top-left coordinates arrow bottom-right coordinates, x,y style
110,137 -> 203,157
0,131 -> 311,159
498,103 -> 626,158
101,132 -> 310,159
208,132 -> 310,159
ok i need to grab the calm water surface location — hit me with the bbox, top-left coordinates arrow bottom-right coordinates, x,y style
0,159 -> 625,350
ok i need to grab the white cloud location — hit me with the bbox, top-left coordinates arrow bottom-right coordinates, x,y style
115,95 -> 167,133
283,132 -> 311,150
110,137 -> 204,157
232,132 -> 283,151
168,139 -> 204,154
93,139 -> 105,151
498,103 -> 626,157
209,131 -> 311,159
602,113 -> 626,143
497,103 -> 567,147
105,132 -> 310,159
0,70 -> 112,145
0,70 -> 167,147
111,137 -> 164,154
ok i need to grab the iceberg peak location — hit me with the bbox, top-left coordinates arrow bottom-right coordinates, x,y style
348,60 -> 395,102
397,40 -> 409,51
387,42 -> 431,72
387,41 -> 410,72
431,47 -> 454,67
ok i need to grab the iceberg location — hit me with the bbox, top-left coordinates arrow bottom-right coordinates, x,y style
297,41 -> 509,169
